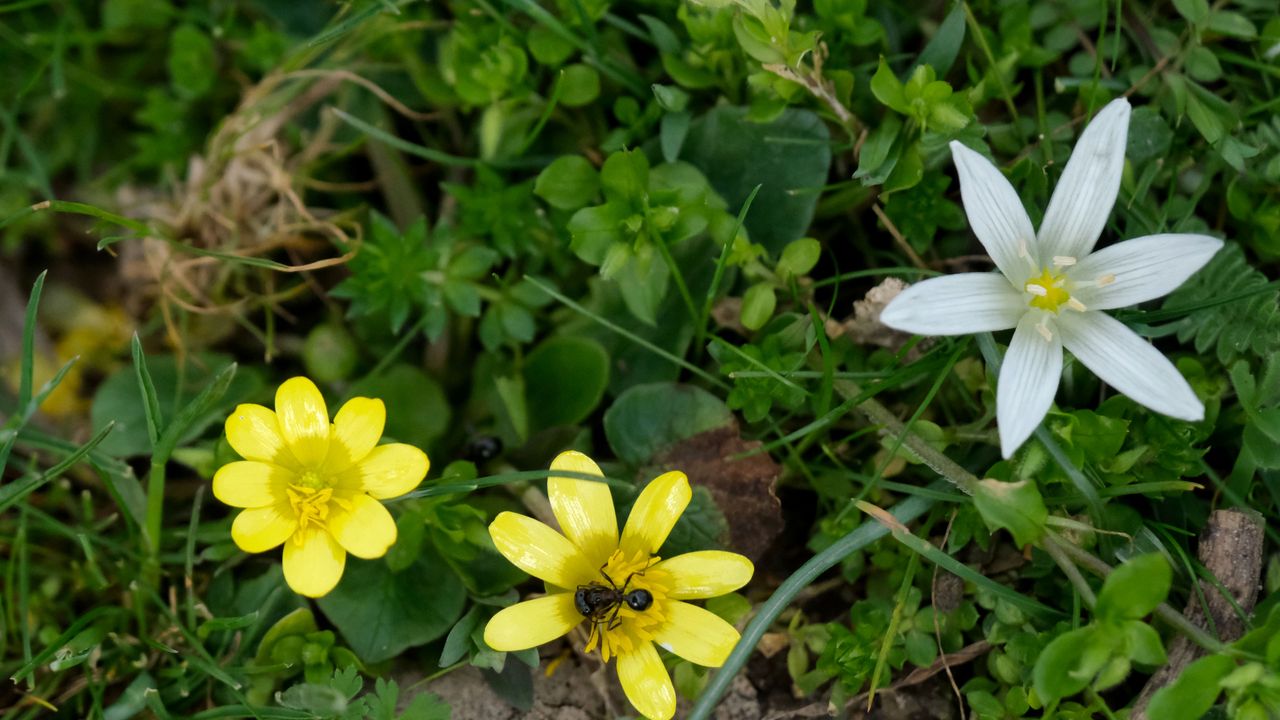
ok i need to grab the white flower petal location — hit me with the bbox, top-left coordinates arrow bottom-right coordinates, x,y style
880,273 -> 1025,336
1037,98 -> 1131,260
950,141 -> 1039,283
1058,311 -> 1204,421
997,313 -> 1063,458
1071,234 -> 1223,310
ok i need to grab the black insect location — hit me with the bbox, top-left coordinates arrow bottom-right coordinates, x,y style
464,434 -> 503,462
575,567 -> 654,640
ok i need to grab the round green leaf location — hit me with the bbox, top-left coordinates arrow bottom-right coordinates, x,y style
603,382 -> 734,465
777,237 -> 822,278
535,155 -> 600,211
523,336 -> 610,428
740,284 -> 776,331
558,64 -> 601,107
349,364 -> 450,448
316,544 -> 465,664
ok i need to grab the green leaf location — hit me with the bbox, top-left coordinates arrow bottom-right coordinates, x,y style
131,334 -> 163,449
1146,654 -> 1234,720
1095,553 -> 1172,623
568,202 -> 629,264
438,606 -> 482,667
660,110 -> 692,163
681,106 -> 831,253
882,142 -> 923,195
1033,626 -> 1098,703
1206,11 -> 1257,38
740,283 -> 777,331
777,237 -> 822,278
350,365 -> 451,449
600,149 -> 650,201
535,156 -> 600,210
913,3 -> 966,76
615,251 -> 670,325
1123,620 -> 1167,666
524,336 -> 610,428
652,84 -> 690,112
1172,0 -> 1209,25
604,382 -> 735,464
854,114 -> 903,183
972,478 -> 1048,547
168,24 -> 216,99
558,64 -> 601,107
317,544 -> 466,664
527,24 -> 574,65
871,57 -> 909,113
90,354 -> 263,457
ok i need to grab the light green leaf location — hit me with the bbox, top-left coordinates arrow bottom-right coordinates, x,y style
1095,553 -> 1172,624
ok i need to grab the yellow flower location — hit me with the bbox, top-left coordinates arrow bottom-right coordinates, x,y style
484,451 -> 754,720
212,377 -> 428,597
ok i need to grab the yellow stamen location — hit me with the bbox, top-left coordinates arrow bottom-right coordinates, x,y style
287,485 -> 334,533
1024,267 -> 1072,313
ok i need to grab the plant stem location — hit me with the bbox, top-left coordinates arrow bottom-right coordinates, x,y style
1044,533 -> 1097,608
833,379 -> 981,495
145,458 -> 167,567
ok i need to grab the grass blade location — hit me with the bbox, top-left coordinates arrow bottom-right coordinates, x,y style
132,334 -> 163,449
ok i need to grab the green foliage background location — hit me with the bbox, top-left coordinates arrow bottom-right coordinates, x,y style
1,0 -> 1279,718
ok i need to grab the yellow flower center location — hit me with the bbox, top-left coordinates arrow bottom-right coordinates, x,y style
287,484 -> 342,534
582,548 -> 672,663
1024,267 -> 1071,312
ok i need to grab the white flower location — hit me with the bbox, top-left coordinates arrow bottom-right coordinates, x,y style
880,98 -> 1222,458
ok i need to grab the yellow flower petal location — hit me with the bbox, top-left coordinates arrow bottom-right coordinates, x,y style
283,526 -> 346,598
275,377 -> 331,468
231,503 -> 297,553
617,641 -> 677,720
483,593 -> 582,652
548,450 -> 618,569
654,551 -> 754,600
225,404 -> 295,468
327,397 -> 386,472
212,461 -> 290,508
328,493 -> 397,559
651,600 -> 740,667
341,443 -> 428,499
619,471 -> 691,558
489,511 -> 596,588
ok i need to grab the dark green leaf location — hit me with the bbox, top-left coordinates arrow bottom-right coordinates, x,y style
524,336 -> 610,428
681,106 -> 831,253
604,382 -> 734,464
317,545 -> 466,664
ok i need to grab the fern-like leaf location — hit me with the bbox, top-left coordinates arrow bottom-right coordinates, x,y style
1161,243 -> 1280,365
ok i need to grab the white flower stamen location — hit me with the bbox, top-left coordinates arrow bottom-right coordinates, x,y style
1067,298 -> 1088,312
1025,283 -> 1048,297
1036,319 -> 1053,342
1096,273 -> 1116,287
1053,255 -> 1077,267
